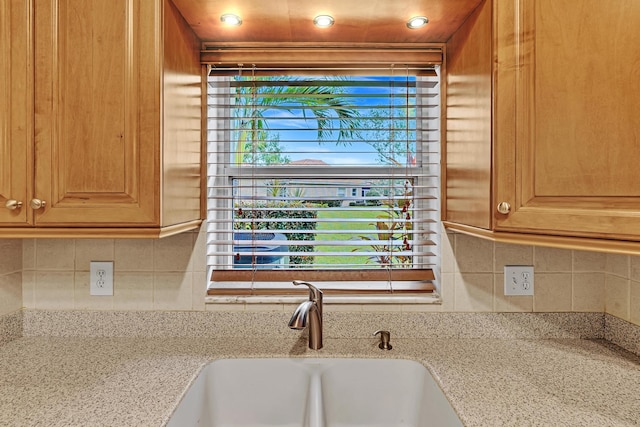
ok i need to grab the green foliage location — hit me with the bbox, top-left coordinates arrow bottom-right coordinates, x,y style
352,206 -> 413,268
234,201 -> 318,265
241,133 -> 291,165
357,108 -> 417,166
305,199 -> 342,208
230,76 -> 419,168
248,77 -> 361,142
291,187 -> 306,199
233,77 -> 362,166
266,179 -> 286,198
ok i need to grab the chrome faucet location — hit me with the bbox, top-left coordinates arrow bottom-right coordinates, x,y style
288,280 -> 323,350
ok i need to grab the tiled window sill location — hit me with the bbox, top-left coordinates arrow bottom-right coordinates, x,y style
205,293 -> 442,305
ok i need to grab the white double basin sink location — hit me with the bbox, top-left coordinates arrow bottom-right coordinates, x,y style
166,358 -> 463,427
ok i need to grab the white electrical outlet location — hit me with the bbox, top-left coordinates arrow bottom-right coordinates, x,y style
90,261 -> 114,296
504,265 -> 534,296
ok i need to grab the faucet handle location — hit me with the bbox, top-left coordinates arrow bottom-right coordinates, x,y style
373,330 -> 393,350
292,280 -> 323,301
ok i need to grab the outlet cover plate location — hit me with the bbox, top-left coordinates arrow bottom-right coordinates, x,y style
90,261 -> 114,296
504,265 -> 534,296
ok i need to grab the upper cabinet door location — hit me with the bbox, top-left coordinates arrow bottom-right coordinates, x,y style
0,0 -> 31,226
494,0 -> 640,240
34,0 -> 159,226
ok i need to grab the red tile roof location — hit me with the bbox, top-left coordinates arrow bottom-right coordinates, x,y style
288,159 -> 329,165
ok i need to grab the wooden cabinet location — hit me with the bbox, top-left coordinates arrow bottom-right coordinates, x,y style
444,0 -> 640,252
0,0 -> 203,238
0,0 -> 31,227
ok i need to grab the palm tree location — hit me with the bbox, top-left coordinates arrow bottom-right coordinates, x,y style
233,76 -> 361,165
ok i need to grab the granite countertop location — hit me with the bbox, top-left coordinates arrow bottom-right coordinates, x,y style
0,335 -> 639,427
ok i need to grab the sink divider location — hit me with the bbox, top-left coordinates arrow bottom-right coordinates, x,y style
306,370 -> 326,427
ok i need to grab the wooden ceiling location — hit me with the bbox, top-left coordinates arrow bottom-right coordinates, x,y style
171,0 -> 484,44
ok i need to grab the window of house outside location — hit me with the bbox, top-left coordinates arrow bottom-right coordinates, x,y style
206,67 -> 441,298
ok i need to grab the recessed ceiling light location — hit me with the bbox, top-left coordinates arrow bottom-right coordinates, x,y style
407,16 -> 428,29
313,15 -> 334,28
220,13 -> 242,26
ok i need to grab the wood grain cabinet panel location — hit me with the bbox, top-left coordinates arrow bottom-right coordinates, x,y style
1,0 -> 203,237
494,0 -> 640,240
445,0 -> 640,251
0,0 -> 31,227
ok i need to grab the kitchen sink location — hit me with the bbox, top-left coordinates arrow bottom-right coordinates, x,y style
166,358 -> 462,427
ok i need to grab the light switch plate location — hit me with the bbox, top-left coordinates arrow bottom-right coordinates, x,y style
504,265 -> 534,296
90,261 -> 114,296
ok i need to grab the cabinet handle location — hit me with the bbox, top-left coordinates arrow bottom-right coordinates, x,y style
30,199 -> 47,210
497,202 -> 511,215
5,199 -> 23,210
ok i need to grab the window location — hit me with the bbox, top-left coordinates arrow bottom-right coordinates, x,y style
207,65 -> 441,296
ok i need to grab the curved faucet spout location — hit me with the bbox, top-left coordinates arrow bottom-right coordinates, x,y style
288,301 -> 314,330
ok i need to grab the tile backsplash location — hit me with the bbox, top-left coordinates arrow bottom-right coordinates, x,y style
22,230 -> 207,312
0,239 -> 22,316
0,225 -> 638,326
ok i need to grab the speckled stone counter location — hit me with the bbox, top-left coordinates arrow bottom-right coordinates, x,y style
0,310 -> 21,346
1,335 -> 639,427
1,310 -> 639,426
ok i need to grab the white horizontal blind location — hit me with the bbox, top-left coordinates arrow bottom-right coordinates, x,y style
207,67 -> 440,292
